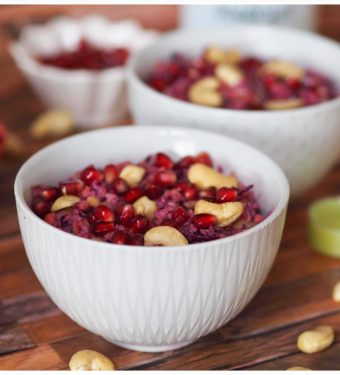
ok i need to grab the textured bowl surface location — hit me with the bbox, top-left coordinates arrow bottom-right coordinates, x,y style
10,16 -> 158,128
15,126 -> 289,352
128,25 -> 340,198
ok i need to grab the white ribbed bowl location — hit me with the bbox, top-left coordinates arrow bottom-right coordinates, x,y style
14,126 -> 289,352
128,25 -> 340,198
10,16 -> 158,128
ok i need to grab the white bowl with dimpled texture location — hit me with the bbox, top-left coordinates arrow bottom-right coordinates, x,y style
128,25 -> 340,198
14,126 -> 289,352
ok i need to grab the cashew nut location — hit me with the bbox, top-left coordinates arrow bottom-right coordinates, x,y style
264,98 -> 303,110
119,165 -> 145,187
188,163 -> 238,189
215,64 -> 244,86
133,196 -> 157,219
87,196 -> 100,208
260,60 -> 304,80
3,132 -> 24,157
144,226 -> 188,246
287,367 -> 311,371
51,195 -> 80,212
332,280 -> 340,302
205,46 -> 241,65
69,349 -> 114,371
188,77 -> 223,107
194,199 -> 243,227
297,325 -> 334,354
30,109 -> 74,139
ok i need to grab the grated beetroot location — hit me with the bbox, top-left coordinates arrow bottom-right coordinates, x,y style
31,152 -> 265,246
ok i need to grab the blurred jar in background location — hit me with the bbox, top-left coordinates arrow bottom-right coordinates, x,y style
180,5 -> 316,31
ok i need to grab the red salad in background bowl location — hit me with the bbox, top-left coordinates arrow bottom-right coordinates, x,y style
38,39 -> 130,71
31,151 -> 265,246
10,16 -> 158,127
147,46 -> 337,111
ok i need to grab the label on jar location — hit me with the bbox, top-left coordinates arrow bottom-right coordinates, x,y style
180,5 -> 316,31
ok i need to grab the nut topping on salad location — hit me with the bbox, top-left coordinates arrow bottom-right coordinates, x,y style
188,163 -> 238,189
215,64 -> 244,87
204,46 -> 241,65
188,77 -> 223,107
260,60 -> 304,81
144,226 -> 189,246
194,200 -> 244,227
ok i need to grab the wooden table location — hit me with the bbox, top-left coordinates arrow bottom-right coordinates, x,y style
1,5 -> 340,371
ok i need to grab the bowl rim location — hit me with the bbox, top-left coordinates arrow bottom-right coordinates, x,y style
14,125 -> 289,253
127,23 -> 340,118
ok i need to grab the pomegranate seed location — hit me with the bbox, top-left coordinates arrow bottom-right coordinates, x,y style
195,152 -> 212,166
87,213 -> 96,226
116,204 -> 134,225
263,74 -> 277,88
184,185 -> 198,200
93,222 -> 115,236
144,183 -> 162,199
156,170 -> 177,187
216,187 -> 238,203
254,214 -> 265,223
175,155 -> 195,169
124,187 -> 142,203
112,178 -> 129,195
31,185 -> 44,199
154,152 -> 174,169
60,180 -> 83,195
81,166 -> 102,185
130,215 -> 149,233
93,205 -> 114,222
239,57 -> 262,71
110,230 -> 129,244
44,212 -> 57,225
192,213 -> 217,228
104,164 -> 118,183
175,181 -> 188,192
287,78 -> 300,90
149,77 -> 166,91
198,187 -> 216,201
175,182 -> 198,201
129,234 -> 144,246
39,186 -> 60,201
32,199 -> 51,218
171,206 -> 188,226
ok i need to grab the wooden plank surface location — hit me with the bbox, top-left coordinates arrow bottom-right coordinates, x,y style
1,4 -> 340,371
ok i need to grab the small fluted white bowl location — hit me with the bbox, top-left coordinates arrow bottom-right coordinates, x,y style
128,25 -> 340,198
14,126 -> 289,352
10,15 -> 158,128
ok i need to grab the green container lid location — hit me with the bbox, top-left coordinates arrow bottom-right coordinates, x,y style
309,197 -> 340,258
